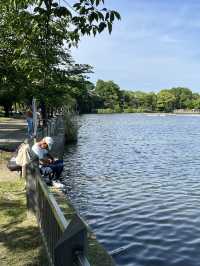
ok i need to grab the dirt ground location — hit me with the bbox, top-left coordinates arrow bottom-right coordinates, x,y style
0,162 -> 20,182
0,151 -> 20,182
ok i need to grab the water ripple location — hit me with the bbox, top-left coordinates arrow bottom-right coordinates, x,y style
63,114 -> 200,266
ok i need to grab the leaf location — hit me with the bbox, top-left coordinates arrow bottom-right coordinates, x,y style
81,28 -> 86,34
110,11 -> 115,22
52,3 -> 58,8
79,7 -> 86,15
34,7 -> 40,12
93,12 -> 99,22
73,3 -> 81,9
92,27 -> 97,36
107,21 -> 112,34
113,11 -> 121,20
105,12 -> 109,21
88,13 -> 95,24
98,22 -> 106,33
97,11 -> 104,20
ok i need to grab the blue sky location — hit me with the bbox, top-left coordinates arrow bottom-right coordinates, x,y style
68,0 -> 200,92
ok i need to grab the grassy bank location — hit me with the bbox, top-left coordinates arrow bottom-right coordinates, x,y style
0,154 -> 48,266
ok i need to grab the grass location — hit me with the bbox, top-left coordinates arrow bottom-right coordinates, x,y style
0,178 -> 49,266
0,151 -> 11,161
0,117 -> 13,122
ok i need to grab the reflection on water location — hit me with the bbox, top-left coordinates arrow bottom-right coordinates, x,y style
63,114 -> 200,266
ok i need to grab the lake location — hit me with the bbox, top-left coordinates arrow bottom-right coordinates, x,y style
63,113 -> 200,266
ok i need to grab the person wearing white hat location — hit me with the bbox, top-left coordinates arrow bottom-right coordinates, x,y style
32,136 -> 64,186
32,136 -> 54,161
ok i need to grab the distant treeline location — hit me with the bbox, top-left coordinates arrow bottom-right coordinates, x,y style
78,80 -> 200,114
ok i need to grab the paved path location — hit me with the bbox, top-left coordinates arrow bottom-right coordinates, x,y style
0,118 -> 27,151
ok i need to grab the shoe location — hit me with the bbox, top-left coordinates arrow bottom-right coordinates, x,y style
52,180 -> 64,188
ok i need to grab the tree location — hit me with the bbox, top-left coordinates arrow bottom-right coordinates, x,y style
95,80 -> 121,111
0,0 -> 121,117
191,93 -> 200,109
157,90 -> 176,112
144,92 -> 157,111
170,87 -> 192,109
0,3 -> 29,115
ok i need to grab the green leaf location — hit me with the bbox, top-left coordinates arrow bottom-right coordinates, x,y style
97,11 -> 104,20
110,11 -> 115,22
113,11 -> 121,20
79,7 -> 86,15
92,27 -> 97,36
98,21 -> 106,33
73,3 -> 81,9
52,3 -> 58,8
88,13 -> 95,24
107,21 -> 112,34
93,12 -> 99,22
105,12 -> 109,21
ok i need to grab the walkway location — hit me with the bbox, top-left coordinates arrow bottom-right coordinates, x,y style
0,118 -> 27,151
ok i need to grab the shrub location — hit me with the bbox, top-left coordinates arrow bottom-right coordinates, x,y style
63,109 -> 79,143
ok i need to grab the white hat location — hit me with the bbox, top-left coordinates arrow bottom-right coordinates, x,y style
43,136 -> 54,150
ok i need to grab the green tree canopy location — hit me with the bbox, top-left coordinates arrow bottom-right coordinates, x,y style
157,90 -> 176,112
0,0 -> 121,116
95,80 -> 122,111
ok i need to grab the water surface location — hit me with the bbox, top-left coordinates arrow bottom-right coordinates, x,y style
63,114 -> 200,266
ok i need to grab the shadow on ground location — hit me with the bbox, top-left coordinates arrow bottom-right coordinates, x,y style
0,181 -> 49,266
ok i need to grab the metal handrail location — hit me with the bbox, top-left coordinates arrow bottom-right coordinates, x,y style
76,252 -> 91,266
37,176 -> 69,232
26,116 -> 91,266
36,116 -> 63,139
27,166 -> 90,266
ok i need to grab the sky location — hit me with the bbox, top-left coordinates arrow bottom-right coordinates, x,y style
66,0 -> 200,92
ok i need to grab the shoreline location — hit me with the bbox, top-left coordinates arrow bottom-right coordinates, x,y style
85,112 -> 200,115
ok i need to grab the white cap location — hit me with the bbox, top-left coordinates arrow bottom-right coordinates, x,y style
43,136 -> 54,150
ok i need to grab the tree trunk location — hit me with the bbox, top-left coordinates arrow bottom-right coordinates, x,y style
3,104 -> 11,117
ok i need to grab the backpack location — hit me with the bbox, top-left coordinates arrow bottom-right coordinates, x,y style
15,143 -> 33,166
7,156 -> 22,172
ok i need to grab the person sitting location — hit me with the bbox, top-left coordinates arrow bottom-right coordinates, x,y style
31,136 -> 64,187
